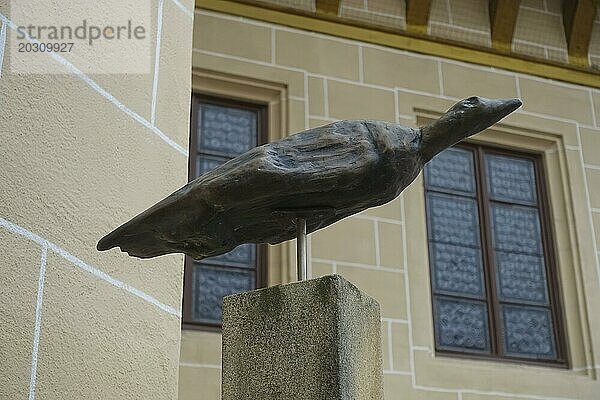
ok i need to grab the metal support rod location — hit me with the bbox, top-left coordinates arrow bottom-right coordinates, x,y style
296,217 -> 307,281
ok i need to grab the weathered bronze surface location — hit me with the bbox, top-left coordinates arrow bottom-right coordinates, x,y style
97,97 -> 521,259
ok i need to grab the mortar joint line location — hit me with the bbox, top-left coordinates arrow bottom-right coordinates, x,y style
445,0 -> 453,24
303,72 -> 309,129
513,38 -> 567,54
0,21 -> 6,78
307,114 -> 337,122
382,317 -> 409,324
28,243 -> 48,400
310,257 -> 404,273
399,195 -> 417,387
193,47 -> 304,74
588,89 -> 598,128
323,78 -> 330,119
374,219 -> 381,267
170,0 -> 194,18
430,21 -> 489,36
0,12 -> 187,157
584,163 -> 600,171
412,345 -> 431,352
271,28 -> 276,64
352,213 -> 404,225
574,126 -> 600,286
437,61 -> 444,95
358,45 -> 364,83
519,4 -> 560,16
0,217 -> 181,318
387,320 -> 394,370
151,0 -> 165,126
343,5 -> 405,20
383,370 -> 413,376
179,362 -> 222,369
394,89 -> 400,124
307,233 -> 313,280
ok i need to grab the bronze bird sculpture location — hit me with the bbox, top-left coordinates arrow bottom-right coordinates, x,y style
97,96 -> 522,260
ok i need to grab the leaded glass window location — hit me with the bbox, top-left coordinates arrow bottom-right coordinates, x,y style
183,94 -> 267,329
424,144 -> 565,365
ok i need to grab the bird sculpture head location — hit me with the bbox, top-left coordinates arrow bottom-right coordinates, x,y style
420,96 -> 522,161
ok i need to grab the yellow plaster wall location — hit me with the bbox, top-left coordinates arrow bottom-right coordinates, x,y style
186,8 -> 600,400
0,0 -> 194,398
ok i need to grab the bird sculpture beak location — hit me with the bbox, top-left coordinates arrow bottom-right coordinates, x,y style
489,97 -> 522,120
420,96 -> 523,162
472,97 -> 522,138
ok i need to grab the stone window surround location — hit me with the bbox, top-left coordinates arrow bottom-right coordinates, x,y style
190,68 -> 294,289
403,94 -> 598,389
182,93 -> 269,330
423,141 -> 567,366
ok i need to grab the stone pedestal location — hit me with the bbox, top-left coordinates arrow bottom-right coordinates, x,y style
222,274 -> 384,399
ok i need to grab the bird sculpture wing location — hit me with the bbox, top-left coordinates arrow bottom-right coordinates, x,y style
97,120 -> 382,259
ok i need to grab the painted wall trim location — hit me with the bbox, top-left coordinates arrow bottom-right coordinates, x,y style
0,21 -> 6,78
0,217 -> 182,318
195,0 -> 600,89
0,12 -> 188,157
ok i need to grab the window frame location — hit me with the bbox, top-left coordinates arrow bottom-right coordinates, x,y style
425,142 -> 568,367
182,93 -> 269,331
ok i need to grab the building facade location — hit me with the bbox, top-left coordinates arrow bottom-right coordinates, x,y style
2,0 -> 600,399
182,1 -> 600,399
